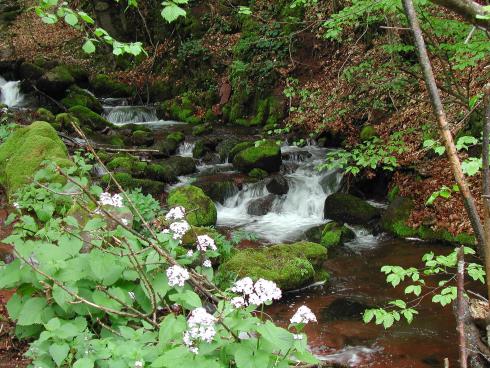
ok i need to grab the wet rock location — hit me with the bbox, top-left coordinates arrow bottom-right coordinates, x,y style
228,141 -> 254,161
380,196 -> 416,238
247,195 -> 275,216
248,168 -> 268,180
167,185 -> 217,226
19,62 -> 44,80
131,130 -> 154,147
221,241 -> 326,290
216,138 -> 240,162
321,298 -> 370,322
233,141 -> 282,173
193,138 -> 219,159
323,193 -> 380,225
37,65 -> 75,97
320,221 -> 355,248
164,156 -> 196,176
282,150 -> 312,162
266,175 -> 289,195
102,172 -> 164,196
89,74 -> 133,97
194,177 -> 238,204
61,85 -> 103,114
68,105 -> 114,131
192,123 -> 213,136
319,170 -> 342,193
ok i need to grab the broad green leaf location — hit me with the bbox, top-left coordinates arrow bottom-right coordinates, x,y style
82,39 -> 96,54
64,12 -> 78,26
49,342 -> 70,367
161,3 -> 186,23
169,290 -> 202,309
73,358 -> 94,368
17,297 -> 47,325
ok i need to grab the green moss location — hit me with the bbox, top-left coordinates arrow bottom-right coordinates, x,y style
131,130 -> 153,146
167,185 -> 217,226
20,62 -> 44,80
192,123 -> 213,136
102,172 -> 164,195
61,86 -> 103,113
204,109 -> 219,123
55,113 -> 80,130
167,131 -> 185,143
233,141 -> 281,173
109,136 -> 125,147
229,141 -> 254,161
0,122 -> 72,197
387,185 -> 400,203
221,241 -> 326,290
392,221 -> 418,238
36,108 -> 55,123
380,196 -> 414,236
90,74 -> 133,98
181,226 -> 221,248
165,156 -> 196,176
107,155 -> 147,176
324,193 -> 380,225
321,222 -> 355,248
360,125 -> 377,141
248,168 -> 268,179
145,163 -> 176,183
192,140 -> 206,159
45,65 -> 75,84
68,106 -> 113,131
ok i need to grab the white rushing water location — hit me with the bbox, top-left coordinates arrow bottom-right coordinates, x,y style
217,145 -> 344,243
0,77 -> 24,107
177,142 -> 195,157
104,104 -> 187,128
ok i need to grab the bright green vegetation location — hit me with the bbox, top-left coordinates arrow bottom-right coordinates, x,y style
90,74 -> 134,97
222,241 -> 327,290
324,193 -> 379,225
0,121 -> 72,196
61,85 -> 103,113
68,105 -> 114,131
320,222 -> 355,248
233,141 -> 282,173
167,185 -> 217,226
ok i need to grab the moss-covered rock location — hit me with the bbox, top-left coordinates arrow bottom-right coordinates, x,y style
61,86 -> 103,114
37,65 -> 75,97
323,193 -> 380,225
216,138 -> 240,162
233,141 -> 282,173
380,196 -> 416,237
167,131 -> 185,144
167,185 -> 217,226
107,155 -> 147,176
68,106 -> 113,131
192,123 -> 213,136
55,113 -> 80,130
145,163 -> 177,183
320,222 -> 355,248
248,168 -> 268,179
229,141 -> 254,161
36,108 -> 55,123
102,172 -> 164,195
164,156 -> 196,176
360,125 -> 377,141
131,130 -> 154,146
90,74 -> 133,98
221,241 -> 327,290
0,121 -> 72,197
181,226 -> 221,248
194,177 -> 238,204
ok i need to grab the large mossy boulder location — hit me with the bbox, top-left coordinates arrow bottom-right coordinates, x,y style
221,241 -> 327,290
233,141 -> 282,173
0,121 -> 72,196
90,74 -> 133,97
380,196 -> 416,238
37,65 -> 75,97
229,141 -> 254,162
164,156 -> 196,176
68,105 -> 113,131
157,132 -> 185,156
61,86 -> 103,114
167,185 -> 217,226
19,62 -> 44,80
193,177 -> 238,204
102,172 -> 164,195
324,193 -> 380,225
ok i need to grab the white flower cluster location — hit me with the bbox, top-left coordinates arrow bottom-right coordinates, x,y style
183,307 -> 217,354
202,260 -> 212,268
230,277 -> 282,307
196,235 -> 217,252
290,305 -> 317,324
134,361 -> 144,368
166,264 -> 190,287
169,220 -> 191,239
99,192 -> 123,208
165,206 -> 186,221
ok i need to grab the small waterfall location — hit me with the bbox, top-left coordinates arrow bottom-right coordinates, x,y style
0,77 -> 24,107
104,105 -> 159,125
177,142 -> 195,157
217,145 -> 343,242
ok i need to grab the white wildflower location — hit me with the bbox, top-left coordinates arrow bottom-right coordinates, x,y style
189,346 -> 199,354
290,305 -> 317,324
202,259 -> 212,268
169,220 -> 190,240
98,192 -> 124,208
166,265 -> 189,287
134,361 -> 144,368
12,202 -> 20,209
293,334 -> 304,340
128,291 -> 135,300
231,296 -> 246,308
165,206 -> 186,221
186,250 -> 194,257
121,218 -> 129,226
196,235 -> 217,252
183,307 -> 216,352
231,277 -> 254,295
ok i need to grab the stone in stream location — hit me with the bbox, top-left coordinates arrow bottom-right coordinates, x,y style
232,141 -> 282,173
167,185 -> 217,226
164,156 -> 196,176
246,194 -> 275,216
266,175 -> 289,195
68,105 -> 114,131
193,177 -> 239,204
321,298 -> 371,322
37,65 -> 75,97
157,131 -> 185,157
61,85 -> 103,114
221,241 -> 327,291
323,193 -> 380,225
305,221 -> 355,248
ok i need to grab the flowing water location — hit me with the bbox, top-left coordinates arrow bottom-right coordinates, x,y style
0,77 -> 24,107
101,104 -> 462,367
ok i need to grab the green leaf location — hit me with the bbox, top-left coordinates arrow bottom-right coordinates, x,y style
256,321 -> 294,353
158,314 -> 187,346
49,342 -> 70,367
83,218 -> 106,232
363,309 -> 375,323
17,297 -> 47,326
64,12 -> 78,26
73,358 -> 94,368
78,11 -> 94,24
161,2 -> 186,23
234,344 -> 270,368
169,290 -> 202,309
82,39 -> 96,54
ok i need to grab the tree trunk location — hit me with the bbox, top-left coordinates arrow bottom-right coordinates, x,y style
483,84 -> 490,299
401,0 -> 485,256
